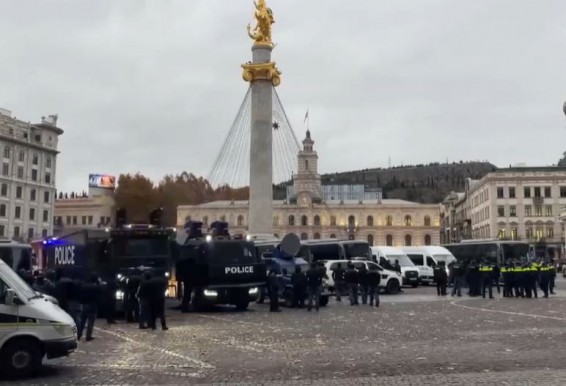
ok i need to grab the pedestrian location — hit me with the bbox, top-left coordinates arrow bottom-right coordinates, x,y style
291,265 -> 307,308
358,264 -> 369,304
332,263 -> 346,301
266,269 -> 281,312
306,262 -> 323,312
77,273 -> 101,342
344,262 -> 359,306
434,261 -> 448,296
366,265 -> 381,307
479,260 -> 494,299
125,273 -> 141,323
137,270 -> 153,329
148,273 -> 169,330
449,261 -> 465,297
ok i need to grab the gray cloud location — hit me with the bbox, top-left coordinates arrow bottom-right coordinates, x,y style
1,0 -> 565,192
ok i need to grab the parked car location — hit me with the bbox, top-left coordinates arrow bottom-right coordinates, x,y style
321,259 -> 402,295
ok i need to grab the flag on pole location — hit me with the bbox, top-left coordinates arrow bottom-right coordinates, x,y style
304,109 -> 309,123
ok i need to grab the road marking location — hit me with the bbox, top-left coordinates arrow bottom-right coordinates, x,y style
450,300 -> 566,321
94,327 -> 215,369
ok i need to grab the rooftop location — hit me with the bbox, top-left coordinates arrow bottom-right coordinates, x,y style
180,198 -> 435,209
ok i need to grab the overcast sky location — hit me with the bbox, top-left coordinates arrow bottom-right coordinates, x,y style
1,0 -> 566,192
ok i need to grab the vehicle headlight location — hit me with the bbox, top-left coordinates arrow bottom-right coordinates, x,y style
165,272 -> 170,278
116,273 -> 123,280
204,289 -> 218,297
165,290 -> 169,297
115,290 -> 124,300
53,324 -> 74,337
248,287 -> 259,295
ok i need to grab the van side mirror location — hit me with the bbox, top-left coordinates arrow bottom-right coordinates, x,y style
5,289 -> 20,306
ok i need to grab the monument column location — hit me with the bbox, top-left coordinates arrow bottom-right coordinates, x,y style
242,0 -> 281,236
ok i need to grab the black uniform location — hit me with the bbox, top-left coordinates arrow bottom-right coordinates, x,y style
266,270 -> 280,312
539,263 -> 550,298
148,276 -> 168,330
479,263 -> 494,299
124,275 -> 141,323
466,261 -> 480,297
331,264 -> 346,301
344,265 -> 359,306
449,262 -> 465,297
291,267 -> 307,308
366,267 -> 381,307
358,265 -> 369,304
306,265 -> 324,312
549,263 -> 556,294
433,263 -> 448,296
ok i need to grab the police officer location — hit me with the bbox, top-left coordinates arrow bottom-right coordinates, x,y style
344,262 -> 359,306
358,264 -> 369,304
501,262 -> 512,298
32,274 -> 55,296
492,263 -> 501,295
291,265 -> 307,308
449,261 -> 465,297
549,260 -> 557,295
77,273 -> 101,341
266,269 -> 281,312
466,260 -> 480,297
137,270 -> 153,328
539,262 -> 550,298
148,273 -> 168,330
434,261 -> 448,296
332,263 -> 346,302
479,260 -> 494,299
366,265 -> 381,307
306,262 -> 324,312
124,273 -> 141,323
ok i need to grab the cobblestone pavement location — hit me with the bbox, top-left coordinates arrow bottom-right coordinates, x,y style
4,280 -> 566,385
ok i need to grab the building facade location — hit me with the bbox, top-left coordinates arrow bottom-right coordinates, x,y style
178,131 -> 441,247
0,108 -> 63,241
442,167 -> 566,257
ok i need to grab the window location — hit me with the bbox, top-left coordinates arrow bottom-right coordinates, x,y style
509,187 -> 516,198
203,216 -> 208,226
15,186 -> 22,199
273,216 -> 279,226
497,187 -> 504,198
31,169 -> 38,181
497,206 -> 505,217
547,228 -> 554,238
44,191 -> 50,203
0,204 -> 5,217
534,187 -> 541,198
237,215 -> 244,226
300,232 -> 308,240
348,215 -> 355,227
561,187 -> 566,198
367,216 -> 374,227
72,216 -> 77,225
510,206 -> 516,217
43,210 -> 49,222
498,228 -> 506,239
0,184 -> 6,197
66,216 -> 71,225
524,187 -> 531,198
386,234 -> 393,246
525,227 -> 533,239
386,215 -> 393,226
18,152 -> 24,162
34,134 -> 41,142
535,206 -> 542,217
41,229 -> 47,238
405,234 -> 412,246
288,215 -> 295,226
88,215 -> 93,225
15,206 -> 21,219
314,232 -> 321,239
99,216 -> 105,225
544,187 -> 551,198
30,188 -> 36,201
301,215 -> 308,226
13,226 -> 20,238
45,173 -> 51,184
17,166 -> 23,179
424,234 -> 432,246
510,227 -> 517,240
46,157 -> 52,168
525,205 -> 532,216
82,216 -> 87,225
314,215 -> 321,226
29,208 -> 35,221
535,228 -> 544,240
0,225 -> 4,237
2,163 -> 8,176
545,205 -> 553,217
330,216 -> 336,226
404,215 -> 412,226
424,216 -> 431,226
32,154 -> 38,165
330,233 -> 336,238
3,146 -> 9,158
27,228 -> 34,239
305,160 -> 308,170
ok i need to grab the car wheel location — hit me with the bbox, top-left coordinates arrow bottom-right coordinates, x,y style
386,280 -> 400,294
0,338 -> 42,378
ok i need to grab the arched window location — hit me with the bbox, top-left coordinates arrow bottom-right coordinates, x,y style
273,216 -> 279,226
330,216 -> 337,226
424,234 -> 432,245
203,216 -> 208,226
405,234 -> 412,246
404,215 -> 412,226
300,232 -> 308,240
314,232 -> 321,239
237,215 -> 244,226
367,216 -> 374,227
386,234 -> 393,246
288,215 -> 295,226
424,216 -> 431,227
386,215 -> 393,226
348,215 -> 356,227
301,215 -> 308,226
367,234 -> 374,246
330,233 -> 336,238
314,215 -> 321,226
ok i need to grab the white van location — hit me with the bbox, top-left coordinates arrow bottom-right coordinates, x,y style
0,259 -> 77,377
402,246 -> 456,279
371,246 -> 420,287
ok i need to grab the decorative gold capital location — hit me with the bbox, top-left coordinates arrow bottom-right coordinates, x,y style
241,62 -> 282,87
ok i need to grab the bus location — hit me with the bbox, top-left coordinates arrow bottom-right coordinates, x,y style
442,239 -> 530,266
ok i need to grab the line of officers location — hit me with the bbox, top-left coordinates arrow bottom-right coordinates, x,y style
448,259 -> 557,299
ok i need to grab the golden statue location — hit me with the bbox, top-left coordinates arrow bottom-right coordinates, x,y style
247,0 -> 275,47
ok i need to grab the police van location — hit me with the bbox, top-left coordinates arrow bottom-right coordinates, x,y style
0,240 -> 34,273
0,258 -> 77,377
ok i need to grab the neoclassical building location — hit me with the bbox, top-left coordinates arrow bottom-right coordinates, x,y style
177,131 -> 441,247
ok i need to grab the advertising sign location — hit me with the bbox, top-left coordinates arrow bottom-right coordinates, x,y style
89,174 -> 116,189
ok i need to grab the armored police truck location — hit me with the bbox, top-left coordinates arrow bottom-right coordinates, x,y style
175,221 -> 266,311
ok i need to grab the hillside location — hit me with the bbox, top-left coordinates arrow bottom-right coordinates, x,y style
274,161 -> 497,203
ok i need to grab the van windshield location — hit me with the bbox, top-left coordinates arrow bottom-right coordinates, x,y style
433,254 -> 456,265
343,243 -> 371,259
387,255 -> 415,267
1,264 -> 36,300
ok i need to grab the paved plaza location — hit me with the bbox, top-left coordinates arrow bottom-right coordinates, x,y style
5,281 -> 566,385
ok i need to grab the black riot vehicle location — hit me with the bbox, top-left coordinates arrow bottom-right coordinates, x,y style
176,221 -> 266,311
